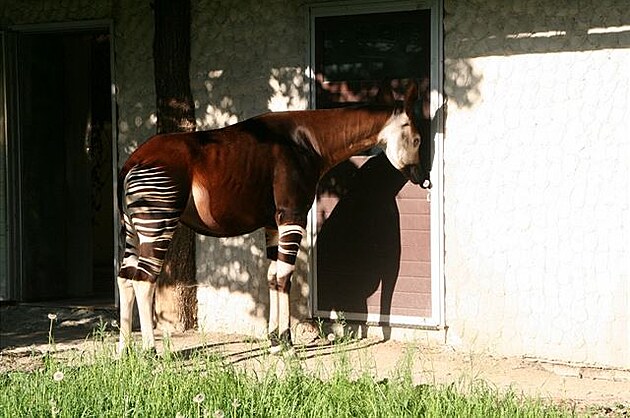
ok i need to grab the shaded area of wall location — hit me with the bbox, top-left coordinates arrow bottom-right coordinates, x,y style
443,0 -> 629,368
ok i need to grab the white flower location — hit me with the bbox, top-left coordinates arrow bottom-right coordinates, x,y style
49,399 -> 58,413
48,313 -> 58,320
175,413 -> 186,418
192,393 -> 205,404
52,371 -> 64,382
111,320 -> 119,328
231,399 -> 241,409
327,333 -> 336,343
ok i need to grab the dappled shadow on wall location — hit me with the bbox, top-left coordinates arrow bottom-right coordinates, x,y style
193,65 -> 308,132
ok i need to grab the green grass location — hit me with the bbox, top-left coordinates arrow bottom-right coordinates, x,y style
0,342 -> 575,418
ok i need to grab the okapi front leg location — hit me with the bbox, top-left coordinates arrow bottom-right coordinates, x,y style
265,228 -> 282,352
271,224 -> 305,352
267,260 -> 281,353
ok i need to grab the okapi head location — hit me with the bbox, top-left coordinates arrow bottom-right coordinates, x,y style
379,79 -> 431,188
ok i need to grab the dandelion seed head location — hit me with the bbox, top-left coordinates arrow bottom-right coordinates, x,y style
213,410 -> 225,418
231,398 -> 241,409
48,313 -> 58,320
53,371 -> 64,382
175,412 -> 185,418
193,393 -> 205,404
111,320 -> 119,328
327,333 -> 336,342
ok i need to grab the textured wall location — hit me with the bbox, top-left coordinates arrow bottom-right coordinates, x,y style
0,0 -> 110,25
112,0 -> 156,164
443,0 -> 629,368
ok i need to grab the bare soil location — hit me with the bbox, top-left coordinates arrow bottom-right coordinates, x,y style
1,304 -> 628,416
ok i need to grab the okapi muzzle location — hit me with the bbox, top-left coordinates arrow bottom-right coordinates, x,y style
402,160 -> 432,189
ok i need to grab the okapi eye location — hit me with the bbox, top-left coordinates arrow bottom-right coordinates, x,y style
413,137 -> 420,147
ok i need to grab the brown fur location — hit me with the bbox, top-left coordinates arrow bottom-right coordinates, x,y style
119,105 -> 416,238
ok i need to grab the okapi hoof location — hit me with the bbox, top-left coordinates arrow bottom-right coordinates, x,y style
142,346 -> 158,358
268,329 -> 293,355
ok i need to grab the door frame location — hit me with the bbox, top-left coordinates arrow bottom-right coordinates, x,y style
307,0 -> 445,328
3,19 -> 118,302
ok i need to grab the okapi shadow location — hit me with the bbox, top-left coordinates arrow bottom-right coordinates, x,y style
292,338 -> 386,362
316,152 -> 408,339
173,338 -> 387,365
174,338 -> 268,362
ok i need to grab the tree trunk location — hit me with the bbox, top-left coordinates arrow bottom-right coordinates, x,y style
153,0 -> 197,331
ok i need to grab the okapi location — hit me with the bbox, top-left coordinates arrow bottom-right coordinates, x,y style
117,80 -> 429,353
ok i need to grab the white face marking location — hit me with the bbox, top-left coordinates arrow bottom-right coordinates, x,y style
378,112 -> 421,170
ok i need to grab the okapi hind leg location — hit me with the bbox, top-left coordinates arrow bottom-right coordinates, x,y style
117,277 -> 136,353
116,276 -> 156,354
130,230 -> 178,351
118,165 -> 183,352
132,279 -> 157,351
117,212 -> 139,353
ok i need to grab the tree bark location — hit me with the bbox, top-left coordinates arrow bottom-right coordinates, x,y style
153,0 -> 197,331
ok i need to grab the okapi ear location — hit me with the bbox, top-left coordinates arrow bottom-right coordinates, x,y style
404,79 -> 419,115
375,79 -> 396,105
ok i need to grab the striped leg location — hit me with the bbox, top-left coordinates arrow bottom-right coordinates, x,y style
267,224 -> 305,353
117,276 -> 135,352
118,166 -> 182,351
265,228 -> 280,351
117,212 -> 140,352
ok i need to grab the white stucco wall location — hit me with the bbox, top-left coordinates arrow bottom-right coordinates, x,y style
443,0 -> 629,368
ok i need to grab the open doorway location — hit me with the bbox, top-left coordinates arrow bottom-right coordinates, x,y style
12,27 -> 115,303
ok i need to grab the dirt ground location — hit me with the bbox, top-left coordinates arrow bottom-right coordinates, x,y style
1,304 -> 628,416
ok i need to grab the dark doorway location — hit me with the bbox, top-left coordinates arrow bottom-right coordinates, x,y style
16,29 -> 114,301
